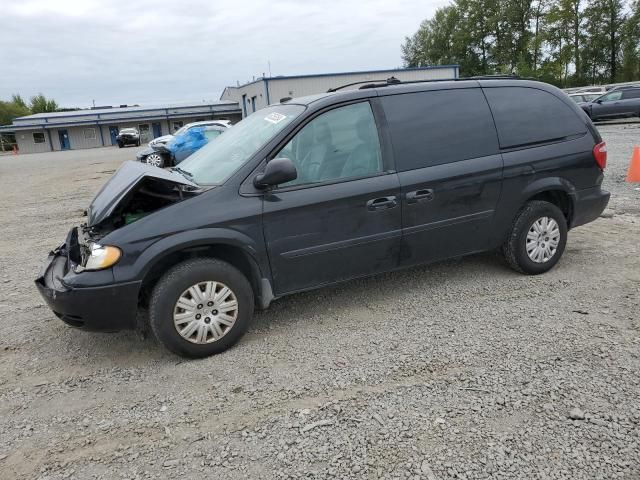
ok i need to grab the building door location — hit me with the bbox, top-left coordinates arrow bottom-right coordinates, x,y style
251,96 -> 257,112
109,126 -> 119,145
138,124 -> 151,143
58,130 -> 70,150
152,122 -> 162,138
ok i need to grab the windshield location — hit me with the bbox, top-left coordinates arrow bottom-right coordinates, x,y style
120,128 -> 137,134
178,104 -> 305,185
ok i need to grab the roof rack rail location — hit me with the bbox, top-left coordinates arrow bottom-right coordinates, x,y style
465,74 -> 521,80
327,73 -> 534,93
327,79 -> 389,93
358,76 -> 402,90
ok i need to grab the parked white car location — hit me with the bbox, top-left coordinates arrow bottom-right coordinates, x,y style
149,120 -> 232,147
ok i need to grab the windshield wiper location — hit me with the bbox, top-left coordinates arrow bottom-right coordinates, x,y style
172,167 -> 195,181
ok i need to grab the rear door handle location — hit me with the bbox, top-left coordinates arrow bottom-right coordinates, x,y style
406,189 -> 434,204
366,196 -> 397,211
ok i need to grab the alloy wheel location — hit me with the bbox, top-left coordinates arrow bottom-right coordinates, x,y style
146,154 -> 163,167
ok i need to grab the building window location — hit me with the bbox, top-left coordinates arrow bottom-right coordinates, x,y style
84,128 -> 96,140
172,121 -> 183,132
33,132 -> 46,144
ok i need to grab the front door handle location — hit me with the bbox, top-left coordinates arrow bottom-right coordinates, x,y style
406,189 -> 434,204
367,196 -> 397,211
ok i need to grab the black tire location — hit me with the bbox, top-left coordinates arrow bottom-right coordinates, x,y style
502,200 -> 568,275
149,258 -> 254,358
117,142 -> 123,148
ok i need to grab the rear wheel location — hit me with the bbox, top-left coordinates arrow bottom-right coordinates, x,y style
503,200 -> 567,275
149,258 -> 254,358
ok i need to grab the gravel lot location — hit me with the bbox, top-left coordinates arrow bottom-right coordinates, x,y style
1,124 -> 639,480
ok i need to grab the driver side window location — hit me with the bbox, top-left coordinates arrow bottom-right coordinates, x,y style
601,91 -> 622,102
278,102 -> 383,187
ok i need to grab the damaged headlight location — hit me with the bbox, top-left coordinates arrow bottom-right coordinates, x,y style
84,244 -> 122,271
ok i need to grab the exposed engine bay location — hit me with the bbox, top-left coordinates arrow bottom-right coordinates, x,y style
72,161 -> 202,267
86,177 -> 197,236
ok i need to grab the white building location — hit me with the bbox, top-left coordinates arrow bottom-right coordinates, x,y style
221,66 -> 459,117
0,101 -> 241,154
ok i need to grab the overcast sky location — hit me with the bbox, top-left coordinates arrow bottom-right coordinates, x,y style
1,0 -> 447,108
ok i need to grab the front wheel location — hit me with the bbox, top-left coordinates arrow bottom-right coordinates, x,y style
145,153 -> 165,168
149,258 -> 254,358
503,200 -> 568,275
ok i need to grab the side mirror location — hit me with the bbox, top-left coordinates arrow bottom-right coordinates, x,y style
254,158 -> 297,189
595,99 -> 603,104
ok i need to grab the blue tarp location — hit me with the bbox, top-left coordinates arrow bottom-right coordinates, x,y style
167,127 -> 209,164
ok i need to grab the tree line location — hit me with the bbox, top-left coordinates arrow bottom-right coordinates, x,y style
0,94 -> 59,126
402,0 -> 640,87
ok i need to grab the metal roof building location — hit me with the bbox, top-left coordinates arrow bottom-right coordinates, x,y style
0,101 -> 241,154
221,65 -> 459,117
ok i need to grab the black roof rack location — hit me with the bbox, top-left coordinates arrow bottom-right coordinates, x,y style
326,73 -> 530,93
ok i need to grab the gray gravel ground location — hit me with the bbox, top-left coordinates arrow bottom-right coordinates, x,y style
0,123 -> 639,480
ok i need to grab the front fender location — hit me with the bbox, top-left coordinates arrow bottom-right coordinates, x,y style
113,227 -> 268,284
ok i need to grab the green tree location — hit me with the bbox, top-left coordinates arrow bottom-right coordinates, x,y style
402,0 -> 639,85
0,94 -> 31,126
29,93 -> 58,114
620,0 -> 640,80
11,94 -> 28,110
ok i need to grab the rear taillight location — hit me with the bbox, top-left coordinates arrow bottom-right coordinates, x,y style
593,142 -> 607,170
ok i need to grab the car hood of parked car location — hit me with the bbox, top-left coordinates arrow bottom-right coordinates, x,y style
150,134 -> 173,146
86,160 -> 198,228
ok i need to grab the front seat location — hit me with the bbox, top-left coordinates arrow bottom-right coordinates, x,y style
339,117 -> 381,178
299,120 -> 333,182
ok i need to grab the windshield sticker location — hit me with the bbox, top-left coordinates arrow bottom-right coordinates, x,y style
264,112 -> 287,124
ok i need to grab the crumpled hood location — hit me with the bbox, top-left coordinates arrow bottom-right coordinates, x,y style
86,160 -> 197,227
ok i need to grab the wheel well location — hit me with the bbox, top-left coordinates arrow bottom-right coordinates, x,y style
138,244 -> 260,309
528,190 -> 573,225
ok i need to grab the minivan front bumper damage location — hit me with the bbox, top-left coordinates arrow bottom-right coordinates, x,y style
34,229 -> 140,332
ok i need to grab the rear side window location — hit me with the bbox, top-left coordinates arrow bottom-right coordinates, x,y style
381,88 -> 499,172
622,89 -> 640,99
484,87 -> 586,148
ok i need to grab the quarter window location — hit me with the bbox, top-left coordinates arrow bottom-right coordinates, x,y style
33,132 -> 45,144
381,88 -> 499,171
484,87 -> 587,148
277,102 -> 383,186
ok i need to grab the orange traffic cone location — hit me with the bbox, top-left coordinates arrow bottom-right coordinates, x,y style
626,146 -> 640,183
